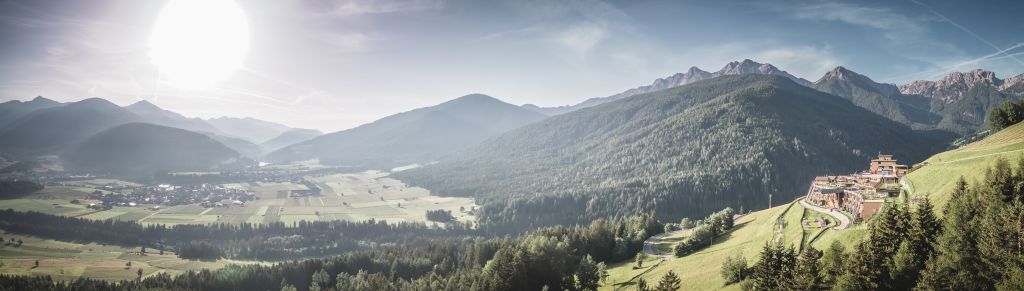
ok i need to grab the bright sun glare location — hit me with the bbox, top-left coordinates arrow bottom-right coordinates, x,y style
149,0 -> 249,89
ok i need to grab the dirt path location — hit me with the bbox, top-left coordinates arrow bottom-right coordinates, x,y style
642,230 -> 682,259
799,199 -> 850,230
935,148 -> 1024,165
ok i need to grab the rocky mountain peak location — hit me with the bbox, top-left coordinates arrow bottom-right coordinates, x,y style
899,69 -> 1004,103
815,66 -> 901,97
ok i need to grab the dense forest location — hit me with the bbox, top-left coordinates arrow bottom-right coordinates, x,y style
734,157 -> 1024,290
0,210 -> 478,261
0,213 -> 662,291
396,75 -> 952,232
0,181 -> 42,199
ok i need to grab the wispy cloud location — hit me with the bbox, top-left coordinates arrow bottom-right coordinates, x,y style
553,22 -> 608,58
790,1 -> 926,40
326,0 -> 444,17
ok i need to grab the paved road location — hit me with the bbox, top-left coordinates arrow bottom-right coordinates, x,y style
799,198 -> 851,230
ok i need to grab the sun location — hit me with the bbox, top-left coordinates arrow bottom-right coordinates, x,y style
149,0 -> 249,89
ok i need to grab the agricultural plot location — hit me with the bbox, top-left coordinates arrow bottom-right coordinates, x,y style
0,231 -> 245,282
0,172 -> 476,227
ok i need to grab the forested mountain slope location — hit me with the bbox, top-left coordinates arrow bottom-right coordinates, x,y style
62,123 -> 243,176
396,75 -> 952,231
0,98 -> 142,156
267,94 -> 545,168
0,96 -> 61,129
812,67 -> 938,128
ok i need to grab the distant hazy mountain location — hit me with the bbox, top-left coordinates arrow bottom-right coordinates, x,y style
125,100 -> 221,134
812,66 -> 939,128
808,67 -> 1024,134
524,59 -> 812,115
206,117 -> 291,144
396,75 -> 950,230
63,123 -> 243,176
0,96 -> 61,129
0,98 -> 142,156
267,94 -> 546,168
260,128 -> 322,153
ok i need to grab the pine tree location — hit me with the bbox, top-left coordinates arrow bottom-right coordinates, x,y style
575,255 -> 600,290
751,242 -> 796,290
819,241 -> 846,286
838,243 -> 882,290
636,278 -> 649,291
887,240 -> 918,290
977,200 -> 1024,285
789,247 -> 822,290
655,271 -> 681,291
916,177 -> 990,290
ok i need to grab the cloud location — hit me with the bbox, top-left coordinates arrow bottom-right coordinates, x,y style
752,46 -> 843,79
315,32 -> 373,52
554,22 -> 608,58
790,1 -> 926,40
327,0 -> 444,16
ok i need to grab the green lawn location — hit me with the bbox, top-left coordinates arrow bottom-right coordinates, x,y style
904,121 -> 1024,213
602,204 -> 787,291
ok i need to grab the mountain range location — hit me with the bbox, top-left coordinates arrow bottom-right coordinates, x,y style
63,123 -> 246,176
395,74 -> 954,230
523,59 -> 812,115
526,60 -> 1024,136
2,59 -> 1022,216
266,94 -> 545,168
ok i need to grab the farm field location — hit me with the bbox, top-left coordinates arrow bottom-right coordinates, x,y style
0,171 -> 477,226
0,231 -> 248,282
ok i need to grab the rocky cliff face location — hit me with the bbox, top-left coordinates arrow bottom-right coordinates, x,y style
899,69 -> 1004,103
816,66 -> 900,96
605,59 -> 811,101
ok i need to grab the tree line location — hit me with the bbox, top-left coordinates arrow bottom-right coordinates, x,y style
0,213 -> 662,291
673,207 -> 735,257
0,210 -> 478,261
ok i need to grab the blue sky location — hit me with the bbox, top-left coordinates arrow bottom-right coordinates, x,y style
1,0 -> 1024,131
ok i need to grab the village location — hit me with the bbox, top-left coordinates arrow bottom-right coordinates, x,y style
805,154 -> 909,223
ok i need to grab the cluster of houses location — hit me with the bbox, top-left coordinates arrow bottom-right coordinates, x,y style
86,183 -> 256,210
806,154 -> 908,221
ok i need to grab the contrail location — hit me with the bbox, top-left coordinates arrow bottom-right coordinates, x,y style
909,0 -> 1024,67
925,42 -> 1024,79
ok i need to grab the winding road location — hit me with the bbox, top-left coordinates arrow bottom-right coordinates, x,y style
798,199 -> 851,230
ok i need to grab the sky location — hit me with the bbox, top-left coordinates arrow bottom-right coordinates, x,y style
2,0 -> 1024,132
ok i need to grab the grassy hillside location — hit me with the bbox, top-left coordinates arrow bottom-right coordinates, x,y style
396,75 -> 951,231
902,120 -> 1024,211
603,119 -> 1024,290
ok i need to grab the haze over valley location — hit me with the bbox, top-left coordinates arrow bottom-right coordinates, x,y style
2,1 -> 1024,290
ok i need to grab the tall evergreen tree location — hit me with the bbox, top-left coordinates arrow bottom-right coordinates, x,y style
916,177 -> 990,290
836,243 -> 882,291
819,241 -> 846,286
575,255 -> 601,291
751,242 -> 796,290
789,247 -> 823,291
654,271 -> 681,291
